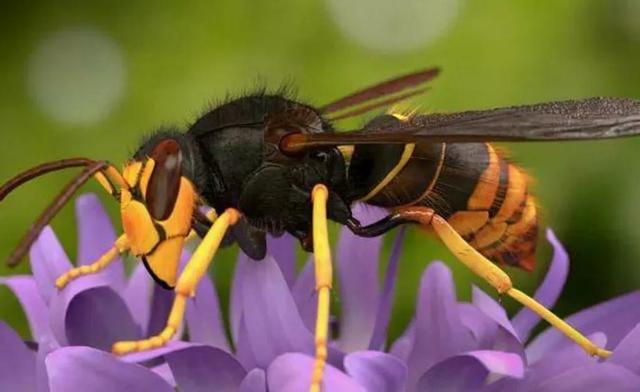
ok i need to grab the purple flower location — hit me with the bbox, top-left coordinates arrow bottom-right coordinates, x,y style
2,195 -> 640,391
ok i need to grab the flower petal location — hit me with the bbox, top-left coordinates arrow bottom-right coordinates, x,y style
240,369 -> 267,392
29,226 -> 72,303
151,363 -> 176,388
230,252 -> 250,344
369,228 -> 405,350
266,234 -> 296,287
49,275 -> 139,350
535,363 -> 640,392
235,255 -> 314,369
268,353 -> 366,392
522,332 -> 605,389
351,203 -> 388,225
526,291 -> 640,363
120,341 -> 195,363
186,274 -> 229,351
75,193 -> 125,290
37,335 -> 59,392
344,351 -> 407,392
166,346 -> 246,392
146,285 -> 175,336
458,303 -> 498,349
337,203 -> 383,352
416,350 -> 524,391
291,256 -> 317,331
610,322 -> 640,373
0,275 -> 51,342
472,286 -> 525,358
406,261 -> 475,389
123,263 -> 153,334
0,321 -> 37,391
46,346 -> 172,392
511,228 -> 568,342
389,323 -> 414,362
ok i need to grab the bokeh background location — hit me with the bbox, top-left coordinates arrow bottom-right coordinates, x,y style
1,0 -> 640,343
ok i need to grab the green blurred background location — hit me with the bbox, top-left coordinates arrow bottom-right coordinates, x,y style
2,0 -> 640,342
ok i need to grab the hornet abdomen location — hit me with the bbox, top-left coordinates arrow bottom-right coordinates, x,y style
347,114 -> 538,271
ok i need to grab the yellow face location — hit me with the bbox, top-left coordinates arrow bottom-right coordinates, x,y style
120,140 -> 196,289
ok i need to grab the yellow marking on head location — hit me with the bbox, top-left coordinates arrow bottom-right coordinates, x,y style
120,189 -> 160,256
143,236 -> 185,288
123,161 -> 143,188
139,159 -> 155,196
156,177 -> 196,237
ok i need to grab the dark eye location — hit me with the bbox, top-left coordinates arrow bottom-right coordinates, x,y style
146,139 -> 183,220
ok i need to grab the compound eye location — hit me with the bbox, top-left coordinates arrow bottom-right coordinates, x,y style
146,139 -> 183,220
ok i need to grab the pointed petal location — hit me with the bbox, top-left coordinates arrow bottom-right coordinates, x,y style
535,363 -> 640,392
49,275 -> 139,350
610,323 -> 640,373
526,291 -> 640,363
523,333 -> 605,388
236,256 -> 313,369
406,261 -> 474,389
75,193 -> 125,290
240,369 -> 267,392
344,351 -> 407,392
417,350 -> 524,391
166,346 -> 246,392
389,322 -> 414,361
0,275 -> 51,342
151,363 -> 176,388
267,234 -> 296,287
472,287 -> 525,358
291,256 -> 317,331
120,341 -> 195,363
36,336 -> 59,392
369,228 -> 405,350
337,203 -> 383,352
146,285 -> 175,336
351,203 -> 388,225
230,252 -> 250,344
512,228 -> 569,342
29,226 -> 72,303
186,274 -> 229,351
123,263 -> 153,334
0,322 -> 37,392
267,353 -> 366,392
46,346 -> 172,392
458,303 -> 498,349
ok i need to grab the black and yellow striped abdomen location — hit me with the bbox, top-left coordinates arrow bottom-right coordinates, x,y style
347,115 -> 538,271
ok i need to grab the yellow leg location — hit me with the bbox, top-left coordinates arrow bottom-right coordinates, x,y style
55,234 -> 130,290
185,209 -> 219,243
397,207 -> 610,359
112,208 -> 240,355
310,185 -> 333,392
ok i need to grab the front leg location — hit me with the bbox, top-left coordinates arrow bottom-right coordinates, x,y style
112,208 -> 240,355
56,234 -> 130,289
